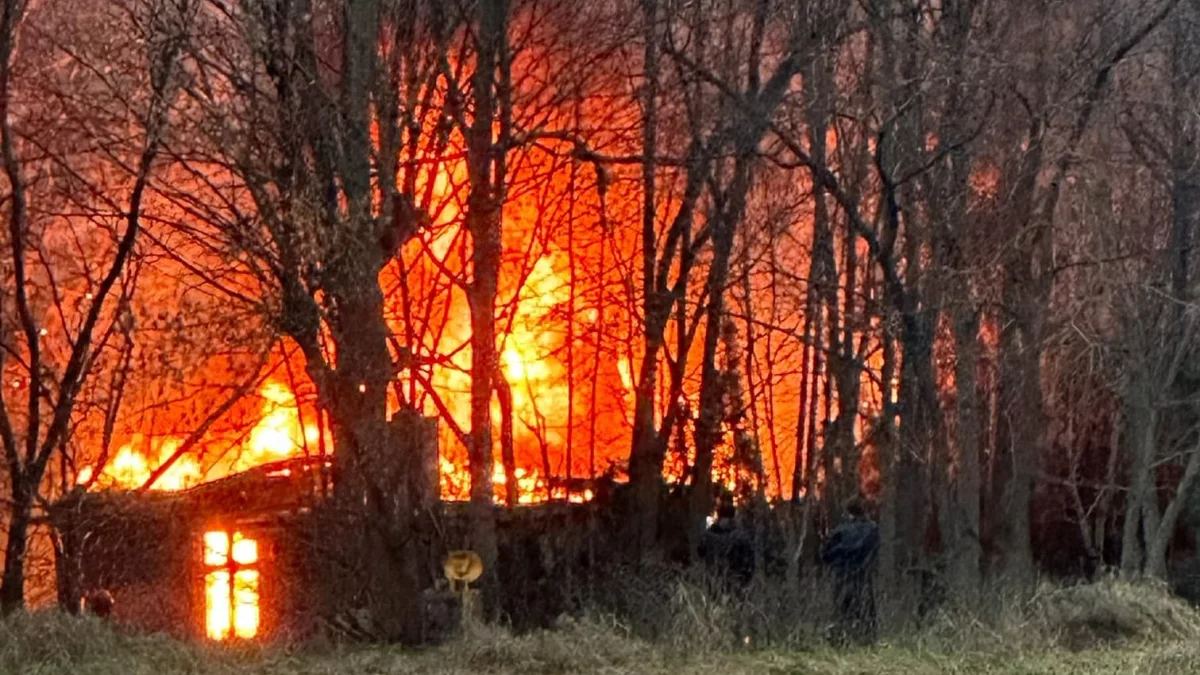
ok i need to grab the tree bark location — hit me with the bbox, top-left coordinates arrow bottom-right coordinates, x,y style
949,309 -> 982,595
628,0 -> 665,559
1145,433 -> 1200,578
993,283 -> 1040,583
0,481 -> 32,615
689,164 -> 747,557
463,0 -> 507,612
51,487 -> 87,615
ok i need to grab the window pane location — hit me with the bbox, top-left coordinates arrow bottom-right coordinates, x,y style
203,532 -> 229,566
233,570 -> 260,639
231,534 -> 258,565
204,571 -> 230,640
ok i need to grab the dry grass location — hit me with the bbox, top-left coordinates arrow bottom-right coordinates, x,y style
2,577 -> 1199,675
1032,575 -> 1200,648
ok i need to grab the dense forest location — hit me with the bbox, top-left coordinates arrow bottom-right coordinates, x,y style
0,0 -> 1198,642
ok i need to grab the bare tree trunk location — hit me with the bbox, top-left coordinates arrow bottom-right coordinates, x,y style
628,0 -> 664,558
876,314 -> 899,596
829,219 -> 864,510
993,288 -> 1040,583
464,0 -> 508,611
0,483 -> 32,614
566,133 -> 579,501
589,200 -> 609,483
1146,433 -> 1200,578
1141,6 -> 1200,579
1120,403 -> 1154,573
690,138 -> 757,554
949,309 -> 982,596
764,241 -> 784,496
925,0 -> 983,599
804,53 -> 838,509
792,285 -> 816,502
49,484 -> 87,615
892,311 -> 938,592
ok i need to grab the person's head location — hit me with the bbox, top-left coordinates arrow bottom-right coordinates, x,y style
844,497 -> 867,520
86,589 -> 114,619
716,502 -> 736,522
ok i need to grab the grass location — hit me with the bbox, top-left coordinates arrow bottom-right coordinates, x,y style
2,578 -> 1199,675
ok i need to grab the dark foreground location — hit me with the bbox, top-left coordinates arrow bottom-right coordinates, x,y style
2,579 -> 1199,675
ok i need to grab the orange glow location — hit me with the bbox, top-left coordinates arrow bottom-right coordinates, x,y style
203,531 -> 229,566
80,380 -> 322,492
416,201 -> 609,503
491,463 -> 540,504
231,536 -> 257,565
205,571 -> 231,640
71,30 -> 834,511
232,571 -> 261,639
617,357 -> 634,391
82,441 -> 203,491
236,382 -> 320,472
108,446 -> 146,486
204,531 -> 260,641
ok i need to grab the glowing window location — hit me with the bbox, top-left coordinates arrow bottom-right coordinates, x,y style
231,535 -> 257,565
203,531 -> 229,566
203,531 -> 260,640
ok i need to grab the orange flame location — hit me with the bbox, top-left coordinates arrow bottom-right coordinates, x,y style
81,163 -> 615,507
79,381 -> 319,492
81,441 -> 203,491
233,382 -> 321,472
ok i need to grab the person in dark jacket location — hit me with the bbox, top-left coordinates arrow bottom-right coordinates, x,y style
699,501 -> 754,591
821,498 -> 879,646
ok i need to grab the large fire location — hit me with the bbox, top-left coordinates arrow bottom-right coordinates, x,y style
76,86 -> 847,511
243,383 -> 322,465
77,143 -> 631,506
79,381 -> 323,493
80,367 -> 598,504
76,146 -> 860,510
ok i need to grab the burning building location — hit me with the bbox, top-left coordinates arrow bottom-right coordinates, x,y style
74,458 -> 337,642
66,405 -> 613,643
71,407 -> 444,643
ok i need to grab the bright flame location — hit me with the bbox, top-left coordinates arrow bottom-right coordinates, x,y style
84,442 -> 203,491
617,357 -> 634,391
491,463 -> 541,504
204,531 -> 260,641
232,571 -> 260,639
238,382 -> 313,470
108,446 -> 147,486
79,380 -> 323,493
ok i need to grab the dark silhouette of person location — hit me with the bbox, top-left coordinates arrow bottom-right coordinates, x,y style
699,501 -> 754,591
821,498 -> 879,646
85,589 -> 114,619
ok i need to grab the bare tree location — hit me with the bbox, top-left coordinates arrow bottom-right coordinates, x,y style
0,0 -> 188,613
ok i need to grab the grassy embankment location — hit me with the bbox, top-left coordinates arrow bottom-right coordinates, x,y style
2,577 -> 1198,674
